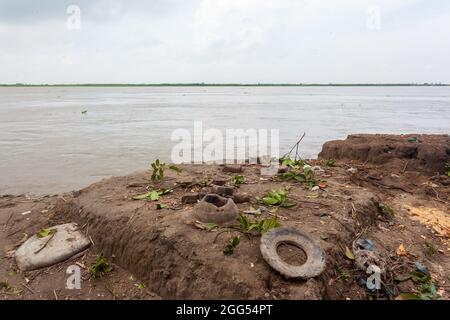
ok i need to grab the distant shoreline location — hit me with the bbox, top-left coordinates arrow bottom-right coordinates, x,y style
0,83 -> 449,87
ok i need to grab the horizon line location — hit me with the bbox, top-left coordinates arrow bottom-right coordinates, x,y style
0,82 -> 449,87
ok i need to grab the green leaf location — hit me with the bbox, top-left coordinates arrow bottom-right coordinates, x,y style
168,164 -> 182,174
326,159 -> 336,167
205,223 -> 218,231
223,236 -> 240,255
135,283 -> 145,289
232,175 -> 245,185
344,246 -> 355,260
90,254 -> 112,278
398,292 -> 420,300
156,203 -> 166,210
132,192 -> 152,200
150,191 -> 160,201
36,228 -> 51,238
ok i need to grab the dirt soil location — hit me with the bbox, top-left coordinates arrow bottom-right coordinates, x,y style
1,134 -> 449,300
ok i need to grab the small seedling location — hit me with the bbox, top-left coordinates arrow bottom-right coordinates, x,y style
151,159 -> 165,181
280,157 -> 306,169
231,175 -> 245,186
379,203 -> 395,218
205,223 -> 218,231
335,265 -> 352,281
36,228 -> 52,238
445,162 -> 450,177
425,241 -> 438,255
135,283 -> 145,290
326,159 -> 337,167
278,165 -> 316,188
132,189 -> 172,201
91,254 -> 112,278
223,236 -> 240,255
258,189 -> 296,208
169,164 -> 182,174
237,215 -> 280,235
156,203 -> 166,210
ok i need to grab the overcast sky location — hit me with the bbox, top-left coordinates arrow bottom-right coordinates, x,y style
0,0 -> 449,84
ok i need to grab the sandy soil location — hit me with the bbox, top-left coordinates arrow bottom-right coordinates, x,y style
1,134 -> 449,300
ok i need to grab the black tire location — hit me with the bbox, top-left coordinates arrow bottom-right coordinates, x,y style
260,227 -> 326,278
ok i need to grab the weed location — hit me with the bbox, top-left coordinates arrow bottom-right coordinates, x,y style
231,175 -> 245,186
335,265 -> 352,281
135,283 -> 145,290
258,189 -> 296,208
132,189 -> 172,201
280,157 -> 306,169
168,164 -> 182,174
378,203 -> 395,218
151,159 -> 165,181
36,228 -> 52,238
445,162 -> 450,177
425,241 -> 438,255
151,160 -> 182,181
237,215 -> 280,235
326,159 -> 337,167
400,270 -> 443,300
278,165 -> 316,188
91,254 -> 112,278
223,236 -> 240,255
156,203 -> 166,210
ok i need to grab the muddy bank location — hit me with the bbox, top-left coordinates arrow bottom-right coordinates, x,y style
1,134 -> 449,300
319,134 -> 450,175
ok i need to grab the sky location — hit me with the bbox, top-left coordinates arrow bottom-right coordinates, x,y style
0,0 -> 449,84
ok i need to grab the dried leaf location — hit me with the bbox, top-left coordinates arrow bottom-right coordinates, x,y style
396,244 -> 407,256
344,246 -> 355,260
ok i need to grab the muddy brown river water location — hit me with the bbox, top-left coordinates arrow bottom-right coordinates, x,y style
0,86 -> 449,194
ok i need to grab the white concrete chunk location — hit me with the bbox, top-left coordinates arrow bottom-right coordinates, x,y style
15,223 -> 91,271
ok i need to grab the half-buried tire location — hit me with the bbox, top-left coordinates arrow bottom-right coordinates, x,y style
260,227 -> 326,278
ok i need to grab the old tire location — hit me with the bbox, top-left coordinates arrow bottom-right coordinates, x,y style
260,228 -> 326,278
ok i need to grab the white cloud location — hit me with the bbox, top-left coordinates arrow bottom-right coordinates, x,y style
0,0 -> 449,83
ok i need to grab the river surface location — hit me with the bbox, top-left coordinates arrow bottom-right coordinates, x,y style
0,86 -> 449,194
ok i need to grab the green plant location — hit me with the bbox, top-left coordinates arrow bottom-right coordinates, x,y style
237,215 -> 280,235
326,159 -> 337,167
156,203 -> 166,210
425,241 -> 438,255
258,189 -> 296,208
278,165 -> 316,188
399,270 -> 443,300
223,236 -> 240,255
280,157 -> 306,169
231,175 -> 245,186
378,203 -> 395,217
168,164 -> 182,174
135,283 -> 145,290
151,159 -> 165,181
445,162 -> 450,177
132,189 -> 172,201
91,254 -> 112,278
335,265 -> 352,281
36,228 -> 52,238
